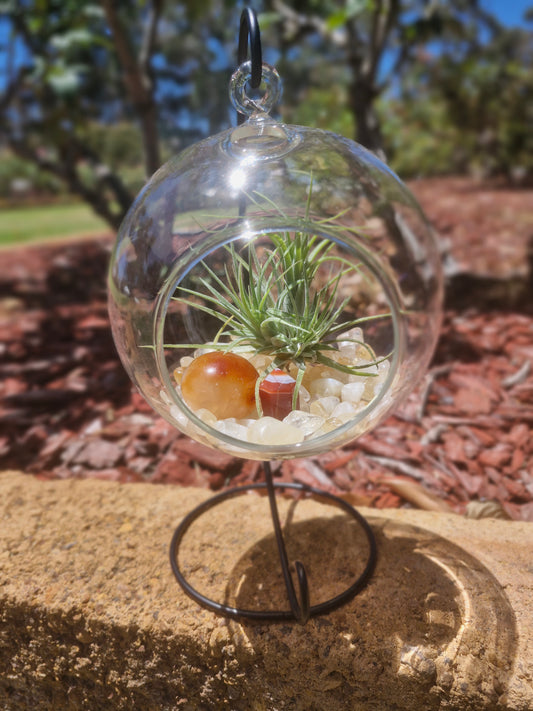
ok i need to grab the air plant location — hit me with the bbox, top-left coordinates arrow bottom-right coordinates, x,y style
169,228 -> 391,413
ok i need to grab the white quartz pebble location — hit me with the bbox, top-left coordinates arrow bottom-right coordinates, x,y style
339,326 -> 363,345
298,385 -> 311,403
378,359 -> 390,375
170,405 -> 189,428
237,418 -> 256,428
196,408 -> 217,426
372,380 -> 385,397
365,360 -> 390,399
313,417 -> 343,436
309,377 -> 344,398
354,359 -> 379,374
248,417 -> 304,445
363,377 -> 380,400
309,396 -> 340,417
340,381 -> 365,404
159,389 -> 172,406
330,401 -> 359,423
283,410 -> 326,437
214,419 -> 249,440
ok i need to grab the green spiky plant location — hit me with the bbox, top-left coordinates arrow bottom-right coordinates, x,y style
168,229 -> 391,414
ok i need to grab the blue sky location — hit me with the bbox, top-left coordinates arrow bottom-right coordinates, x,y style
485,0 -> 532,26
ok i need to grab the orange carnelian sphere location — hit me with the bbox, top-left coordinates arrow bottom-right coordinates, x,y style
180,352 -> 259,420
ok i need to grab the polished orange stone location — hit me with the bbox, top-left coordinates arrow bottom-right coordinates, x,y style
180,351 -> 259,419
259,369 -> 298,420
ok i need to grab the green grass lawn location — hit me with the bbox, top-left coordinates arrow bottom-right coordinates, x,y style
0,203 -> 111,246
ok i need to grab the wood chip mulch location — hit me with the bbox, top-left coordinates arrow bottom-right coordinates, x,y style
1,178 -> 532,520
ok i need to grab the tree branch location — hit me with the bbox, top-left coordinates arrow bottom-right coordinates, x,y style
0,66 -> 29,113
101,0 -> 161,176
270,0 -> 345,48
8,136 -> 132,231
139,0 -> 163,75
366,0 -> 399,81
9,7 -> 44,55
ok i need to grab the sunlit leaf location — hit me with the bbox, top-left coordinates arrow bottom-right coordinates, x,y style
48,66 -> 83,94
346,0 -> 370,18
50,29 -> 94,51
326,11 -> 347,31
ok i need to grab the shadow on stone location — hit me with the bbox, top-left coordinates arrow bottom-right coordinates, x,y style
216,509 -> 518,711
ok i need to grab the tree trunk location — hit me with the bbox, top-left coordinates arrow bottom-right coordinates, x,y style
101,0 -> 161,178
9,137 -> 133,231
345,0 -> 398,159
349,79 -> 385,158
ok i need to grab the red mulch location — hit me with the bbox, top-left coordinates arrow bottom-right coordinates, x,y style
1,178 -> 532,520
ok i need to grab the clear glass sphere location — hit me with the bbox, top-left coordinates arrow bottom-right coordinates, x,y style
108,66 -> 443,461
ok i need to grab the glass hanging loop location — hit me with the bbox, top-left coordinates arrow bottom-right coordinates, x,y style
229,61 -> 282,118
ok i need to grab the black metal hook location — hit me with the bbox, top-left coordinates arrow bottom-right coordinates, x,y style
237,8 -> 263,124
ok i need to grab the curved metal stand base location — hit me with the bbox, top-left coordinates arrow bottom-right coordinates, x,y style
169,477 -> 377,624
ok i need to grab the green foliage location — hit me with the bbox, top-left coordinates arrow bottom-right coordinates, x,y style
83,123 -> 144,170
281,86 -> 355,137
82,123 -> 147,193
437,39 -> 533,178
20,2 -> 113,104
385,20 -> 533,179
0,1 -> 135,227
380,94 -> 466,178
0,151 -> 64,198
262,0 -> 501,153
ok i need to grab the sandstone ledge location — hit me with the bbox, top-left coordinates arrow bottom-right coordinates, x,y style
0,470 -> 531,710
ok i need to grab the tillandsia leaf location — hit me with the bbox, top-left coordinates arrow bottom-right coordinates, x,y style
292,365 -> 306,410
245,190 -> 290,221
315,353 -> 379,377
169,230 -> 391,392
305,173 -> 314,220
325,311 -> 393,336
171,295 -> 232,323
315,207 -> 352,225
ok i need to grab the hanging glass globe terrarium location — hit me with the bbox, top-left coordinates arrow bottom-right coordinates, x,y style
108,68 -> 442,462
107,9 -> 443,623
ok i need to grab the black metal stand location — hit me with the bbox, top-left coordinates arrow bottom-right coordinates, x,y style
169,461 -> 377,624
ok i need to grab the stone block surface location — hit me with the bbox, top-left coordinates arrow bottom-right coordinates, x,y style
0,470 -> 532,710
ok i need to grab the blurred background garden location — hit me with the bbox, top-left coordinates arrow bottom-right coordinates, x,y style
0,0 -> 531,244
